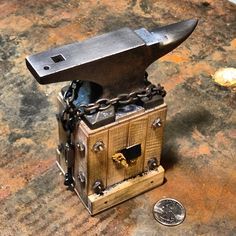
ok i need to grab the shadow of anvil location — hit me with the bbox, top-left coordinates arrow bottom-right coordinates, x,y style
161,106 -> 214,171
26,19 -> 198,98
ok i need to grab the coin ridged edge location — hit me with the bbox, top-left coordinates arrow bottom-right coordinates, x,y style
153,198 -> 186,226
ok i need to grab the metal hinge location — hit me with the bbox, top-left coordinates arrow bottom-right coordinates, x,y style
63,142 -> 75,187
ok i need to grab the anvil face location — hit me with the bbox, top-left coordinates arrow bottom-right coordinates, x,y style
26,19 -> 198,97
26,28 -> 145,84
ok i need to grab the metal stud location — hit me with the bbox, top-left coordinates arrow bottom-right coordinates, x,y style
148,158 -> 158,170
152,118 -> 162,128
78,171 -> 86,184
93,141 -> 105,152
76,141 -> 85,152
93,180 -> 104,195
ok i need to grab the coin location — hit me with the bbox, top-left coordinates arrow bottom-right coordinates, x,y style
153,198 -> 186,226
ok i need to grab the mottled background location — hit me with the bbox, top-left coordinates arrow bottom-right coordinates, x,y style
0,0 -> 235,235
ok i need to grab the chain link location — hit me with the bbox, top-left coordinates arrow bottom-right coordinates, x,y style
61,81 -> 166,132
59,75 -> 166,188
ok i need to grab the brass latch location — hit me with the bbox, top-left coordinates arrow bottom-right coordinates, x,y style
112,143 -> 141,168
112,153 -> 129,168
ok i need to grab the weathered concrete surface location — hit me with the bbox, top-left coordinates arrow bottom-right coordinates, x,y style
0,0 -> 235,235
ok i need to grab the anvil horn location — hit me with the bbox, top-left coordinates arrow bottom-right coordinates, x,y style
26,19 -> 198,97
151,19 -> 198,59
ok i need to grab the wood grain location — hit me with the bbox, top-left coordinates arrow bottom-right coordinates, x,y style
88,166 -> 165,215
56,94 -> 68,173
144,106 -> 167,170
107,122 -> 129,186
74,124 -> 88,204
57,93 -> 167,213
87,130 -> 108,195
125,116 -> 148,179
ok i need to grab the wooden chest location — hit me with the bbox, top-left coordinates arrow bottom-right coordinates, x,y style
56,92 -> 167,215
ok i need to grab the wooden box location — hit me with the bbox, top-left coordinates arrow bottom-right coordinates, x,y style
56,92 -> 167,215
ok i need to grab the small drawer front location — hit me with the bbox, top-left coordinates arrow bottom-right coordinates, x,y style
107,116 -> 148,185
125,116 -> 148,179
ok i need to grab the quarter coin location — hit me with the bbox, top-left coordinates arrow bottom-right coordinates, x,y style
153,198 -> 186,226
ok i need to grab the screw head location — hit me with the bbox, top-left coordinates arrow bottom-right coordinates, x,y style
93,141 -> 105,152
93,180 -> 104,195
78,171 -> 86,184
76,141 -> 85,152
148,158 -> 158,170
152,118 -> 162,128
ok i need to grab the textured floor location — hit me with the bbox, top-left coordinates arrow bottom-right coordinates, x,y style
0,0 -> 235,235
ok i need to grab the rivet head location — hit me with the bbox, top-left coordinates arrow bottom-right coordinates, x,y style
78,171 -> 86,184
93,141 -> 105,152
76,141 -> 85,152
152,118 -> 162,128
148,158 -> 158,170
93,180 -> 104,195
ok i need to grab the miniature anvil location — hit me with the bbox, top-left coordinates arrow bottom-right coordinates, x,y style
26,19 -> 197,215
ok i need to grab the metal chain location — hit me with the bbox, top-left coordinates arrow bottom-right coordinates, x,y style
61,82 -> 166,132
63,80 -> 82,107
59,76 -> 166,188
82,84 -> 166,115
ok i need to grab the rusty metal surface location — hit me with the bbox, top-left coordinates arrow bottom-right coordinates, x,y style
0,0 -> 235,235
